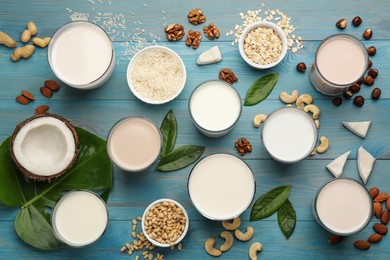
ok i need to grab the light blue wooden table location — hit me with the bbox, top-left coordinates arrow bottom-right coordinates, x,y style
1,0 -> 389,259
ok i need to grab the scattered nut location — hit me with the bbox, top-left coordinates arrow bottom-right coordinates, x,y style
35,105 -> 49,115
368,68 -> 378,79
304,104 -> 320,119
353,240 -> 371,250
369,187 -> 380,199
352,16 -> 362,27
375,192 -> 389,203
203,23 -> 220,40
381,209 -> 389,225
343,90 -> 353,99
367,59 -> 373,69
248,242 -> 263,260
349,83 -> 361,94
219,231 -> 234,252
219,68 -> 238,84
188,8 -> 206,25
253,114 -> 267,128
44,80 -> 61,91
296,62 -> 306,72
332,97 -> 342,106
235,226 -> 254,241
222,217 -> 241,231
20,21 -> 38,43
374,202 -> 382,218
353,96 -> 364,107
21,30 -> 31,43
32,37 -> 51,48
204,238 -> 222,257
40,87 -> 53,98
185,30 -> 202,49
235,138 -> 252,156
336,19 -> 347,29
10,45 -> 35,62
367,46 -> 376,56
21,90 -> 34,100
16,95 -> 30,105
27,21 -> 38,36
357,75 -> 365,85
0,31 -> 17,48
279,90 -> 299,104
364,75 -> 374,86
296,94 -> 313,109
164,24 -> 185,41
316,136 -> 329,154
387,197 -> 390,210
314,119 -> 320,128
328,234 -> 344,245
363,29 -> 373,40
368,233 -> 382,243
372,88 -> 381,100
373,223 -> 388,235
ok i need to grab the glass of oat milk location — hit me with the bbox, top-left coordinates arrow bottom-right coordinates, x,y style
52,190 -> 109,247
313,178 -> 372,235
310,34 -> 368,95
261,107 -> 318,163
48,21 -> 115,90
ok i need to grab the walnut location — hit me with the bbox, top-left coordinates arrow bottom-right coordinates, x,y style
164,24 -> 185,41
235,138 -> 252,156
203,23 -> 220,40
187,8 -> 206,25
185,30 -> 202,49
219,68 -> 238,84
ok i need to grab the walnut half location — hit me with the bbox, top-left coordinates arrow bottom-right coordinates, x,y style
203,23 -> 220,40
164,24 -> 185,41
188,8 -> 206,25
219,68 -> 238,84
185,30 -> 202,49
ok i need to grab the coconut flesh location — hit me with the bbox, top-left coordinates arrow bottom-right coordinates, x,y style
10,114 -> 78,181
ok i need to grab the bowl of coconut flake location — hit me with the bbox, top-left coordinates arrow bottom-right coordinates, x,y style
127,46 -> 187,104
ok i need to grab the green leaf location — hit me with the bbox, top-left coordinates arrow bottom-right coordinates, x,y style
160,109 -> 178,157
156,145 -> 205,172
0,127 -> 112,250
244,72 -> 279,106
250,185 -> 291,221
277,199 -> 296,239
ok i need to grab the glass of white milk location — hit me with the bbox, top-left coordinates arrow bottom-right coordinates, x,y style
48,21 -> 115,90
310,34 -> 368,95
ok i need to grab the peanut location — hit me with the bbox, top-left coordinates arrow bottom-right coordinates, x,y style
10,45 -> 35,62
21,22 -> 38,43
32,37 -> 51,48
0,31 -> 17,48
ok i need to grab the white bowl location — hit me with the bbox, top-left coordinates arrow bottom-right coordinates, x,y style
239,21 -> 288,69
127,46 -> 186,104
141,198 -> 189,247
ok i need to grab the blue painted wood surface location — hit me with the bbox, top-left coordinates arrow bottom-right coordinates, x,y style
0,0 -> 390,259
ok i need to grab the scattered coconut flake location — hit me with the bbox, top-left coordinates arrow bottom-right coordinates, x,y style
357,146 -> 376,184
326,151 -> 351,178
197,45 -> 222,65
343,121 -> 371,139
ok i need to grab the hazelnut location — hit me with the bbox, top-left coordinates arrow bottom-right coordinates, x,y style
367,59 -> 373,69
364,75 -> 375,86
357,75 -> 364,85
296,62 -> 306,72
343,90 -> 353,99
354,96 -> 364,107
336,19 -> 347,29
332,97 -> 343,106
367,46 -> 376,56
352,16 -> 362,27
372,88 -> 381,100
349,83 -> 361,94
368,68 -> 378,79
363,29 -> 373,40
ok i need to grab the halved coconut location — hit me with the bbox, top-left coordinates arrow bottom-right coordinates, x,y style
10,114 -> 78,181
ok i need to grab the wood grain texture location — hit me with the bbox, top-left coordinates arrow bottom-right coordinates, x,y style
0,0 -> 389,259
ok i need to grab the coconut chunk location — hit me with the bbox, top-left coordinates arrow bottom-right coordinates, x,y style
196,45 -> 222,65
357,146 -> 376,184
343,121 -> 371,138
326,151 -> 351,178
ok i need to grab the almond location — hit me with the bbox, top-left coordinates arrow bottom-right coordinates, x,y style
374,202 -> 382,218
375,192 -> 389,203
35,105 -> 49,115
369,187 -> 379,199
16,95 -> 30,105
44,80 -> 60,91
328,234 -> 344,245
381,209 -> 389,225
367,233 -> 382,243
21,90 -> 35,100
373,223 -> 388,235
40,86 -> 52,98
386,197 -> 390,210
353,240 -> 370,250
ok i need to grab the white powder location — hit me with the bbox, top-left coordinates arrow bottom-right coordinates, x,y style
130,49 -> 184,102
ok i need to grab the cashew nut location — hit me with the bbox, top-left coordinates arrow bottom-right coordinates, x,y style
310,149 -> 316,156
235,226 -> 254,241
304,104 -> 320,119
296,94 -> 313,109
314,119 -> 320,128
316,136 -> 330,154
205,238 -> 222,257
279,90 -> 299,104
253,114 -> 267,128
222,217 -> 241,231
219,231 -> 234,252
248,242 -> 263,260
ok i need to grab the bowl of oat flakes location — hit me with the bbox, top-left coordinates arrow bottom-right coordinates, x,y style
239,21 -> 287,69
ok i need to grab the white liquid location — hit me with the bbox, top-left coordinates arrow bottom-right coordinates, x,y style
316,179 -> 371,234
262,108 -> 316,163
53,191 -> 108,247
51,23 -> 113,86
190,81 -> 241,133
108,117 -> 161,171
317,36 -> 366,85
188,154 -> 255,220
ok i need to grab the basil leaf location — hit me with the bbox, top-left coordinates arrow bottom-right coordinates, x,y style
244,72 -> 279,106
277,199 -> 296,239
160,109 -> 178,157
156,145 -> 205,172
250,185 -> 291,221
